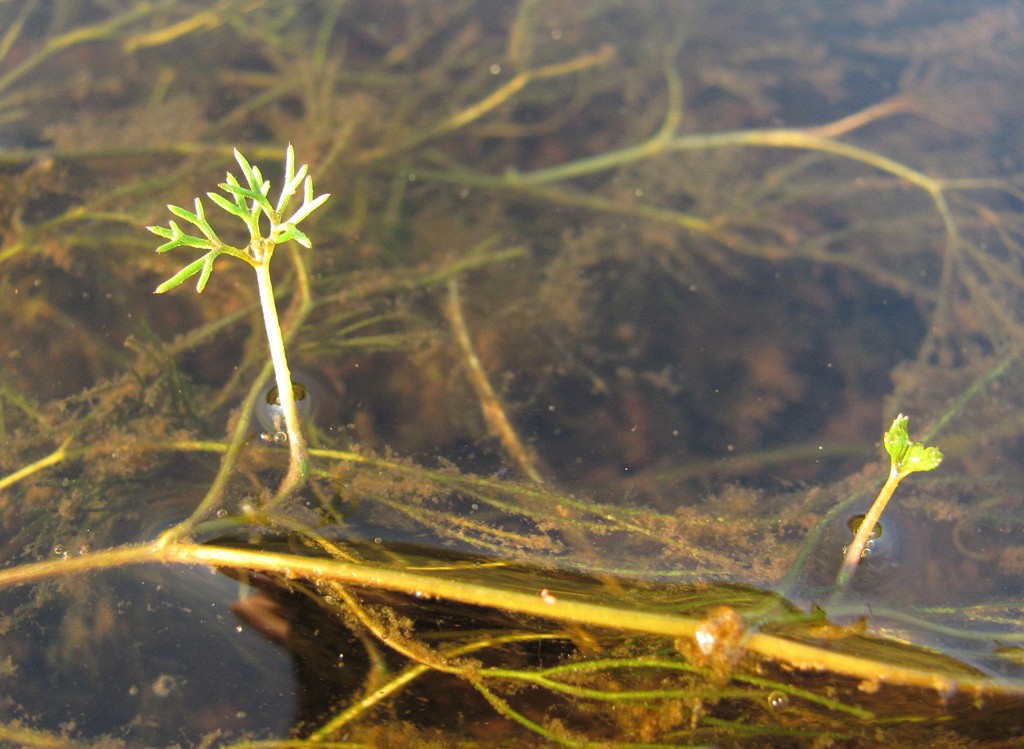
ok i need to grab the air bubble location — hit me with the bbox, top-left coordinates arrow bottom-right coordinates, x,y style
767,690 -> 790,709
847,514 -> 882,541
255,380 -> 313,437
845,513 -> 895,561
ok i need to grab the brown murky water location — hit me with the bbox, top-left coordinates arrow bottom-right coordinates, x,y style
1,1 -> 1024,746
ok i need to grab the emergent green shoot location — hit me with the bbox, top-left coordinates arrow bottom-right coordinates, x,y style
147,145 -> 329,502
836,413 -> 942,588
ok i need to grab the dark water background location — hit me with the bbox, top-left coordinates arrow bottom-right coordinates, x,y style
1,1 -> 1023,745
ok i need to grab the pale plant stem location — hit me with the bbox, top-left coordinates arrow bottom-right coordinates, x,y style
156,254 -> 311,545
444,277 -> 544,483
0,542 -> 985,695
254,260 -> 309,502
0,435 -> 72,492
835,468 -> 901,588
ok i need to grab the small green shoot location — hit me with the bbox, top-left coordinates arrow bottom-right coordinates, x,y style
148,145 -> 329,503
836,413 -> 942,587
149,145 -> 329,292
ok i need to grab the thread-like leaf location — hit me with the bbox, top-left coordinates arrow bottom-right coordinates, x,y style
168,202 -> 201,225
168,198 -> 221,244
234,148 -> 259,190
276,145 -> 308,214
207,191 -> 250,221
154,255 -> 208,293
285,185 -> 330,226
149,146 -> 326,296
222,181 -> 274,218
274,224 -> 311,248
196,254 -> 216,292
221,182 -> 265,204
148,220 -> 215,252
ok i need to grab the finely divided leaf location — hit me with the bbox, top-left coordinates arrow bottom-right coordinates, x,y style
154,255 -> 209,293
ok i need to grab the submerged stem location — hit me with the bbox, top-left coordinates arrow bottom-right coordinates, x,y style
255,260 -> 309,502
835,415 -> 941,590
0,541 -> 993,696
156,253 -> 314,545
445,277 -> 544,483
835,470 -> 901,588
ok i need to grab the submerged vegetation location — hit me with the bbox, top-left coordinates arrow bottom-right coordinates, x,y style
148,144 -> 329,515
835,413 -> 942,588
1,1 -> 1024,746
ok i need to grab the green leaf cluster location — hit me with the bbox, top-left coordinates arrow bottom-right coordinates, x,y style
883,413 -> 943,477
147,144 -> 330,293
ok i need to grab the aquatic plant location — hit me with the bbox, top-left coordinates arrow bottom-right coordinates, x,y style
836,413 -> 942,587
147,145 -> 329,504
0,1 -> 1023,746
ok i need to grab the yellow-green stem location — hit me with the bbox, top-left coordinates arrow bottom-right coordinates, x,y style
836,468 -> 902,587
254,260 -> 308,501
0,435 -> 72,493
0,542 -> 1009,696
